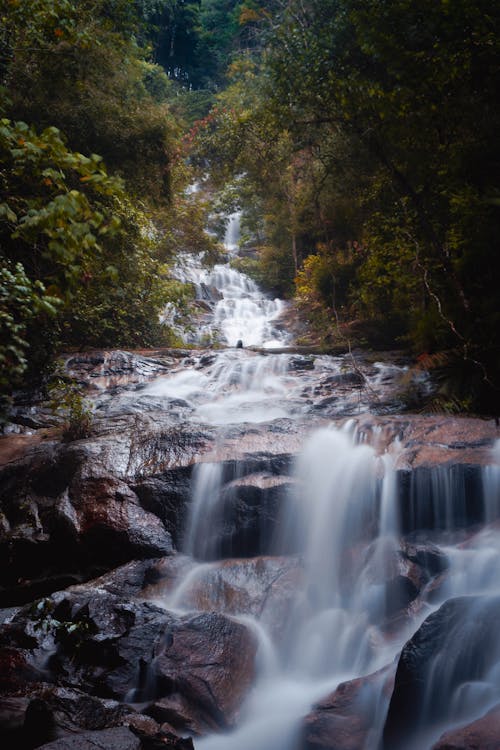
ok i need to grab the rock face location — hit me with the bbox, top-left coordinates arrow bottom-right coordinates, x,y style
302,666 -> 395,750
0,578 -> 257,748
144,555 -> 302,640
0,444 -> 174,606
209,472 -> 295,558
432,703 -> 500,749
2,348 -> 500,750
383,595 -> 500,750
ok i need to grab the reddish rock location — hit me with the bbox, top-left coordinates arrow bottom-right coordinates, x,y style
432,704 -> 500,749
144,555 -> 302,639
0,589 -> 258,735
152,611 -> 257,729
37,726 -> 141,749
0,647 -> 42,691
302,665 -> 395,750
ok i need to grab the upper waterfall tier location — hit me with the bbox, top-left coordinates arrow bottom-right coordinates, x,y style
171,254 -> 290,348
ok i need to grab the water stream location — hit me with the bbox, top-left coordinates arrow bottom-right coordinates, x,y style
139,220 -> 500,749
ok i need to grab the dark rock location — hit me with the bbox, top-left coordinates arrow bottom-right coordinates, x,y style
311,395 -> 339,412
127,713 -> 195,750
302,665 -> 395,750
288,355 -> 315,371
383,595 -> 500,749
37,726 -> 141,749
215,473 -> 293,558
401,540 -> 449,578
1,589 -> 257,733
133,469 -> 193,545
0,647 -> 44,691
0,446 -> 174,605
23,685 -> 130,743
146,693 -> 216,735
432,703 -> 500,749
327,371 -> 365,387
144,555 -> 302,640
149,611 -> 257,729
74,559 -> 162,599
71,473 -> 174,565
0,694 -> 29,734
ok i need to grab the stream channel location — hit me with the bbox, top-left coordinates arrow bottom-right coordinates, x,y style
132,215 -> 500,749
2,212 -> 500,750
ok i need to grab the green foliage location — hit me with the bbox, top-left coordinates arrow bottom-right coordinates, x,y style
2,0 -> 177,201
0,261 -> 59,417
0,118 -> 124,294
189,0 -> 500,411
30,597 -> 93,649
0,1 -> 203,411
47,365 -> 93,441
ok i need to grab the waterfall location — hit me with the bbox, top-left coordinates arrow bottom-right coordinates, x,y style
143,206 -> 500,750
223,211 -> 241,254
168,206 -> 290,349
172,422 -> 500,750
188,424 -> 402,750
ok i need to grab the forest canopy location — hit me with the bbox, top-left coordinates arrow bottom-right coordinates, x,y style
189,0 -> 500,412
1,0 -> 499,414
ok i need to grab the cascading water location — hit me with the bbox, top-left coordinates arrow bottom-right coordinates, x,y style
143,413 -> 500,750
170,209 -> 289,349
136,205 -> 500,750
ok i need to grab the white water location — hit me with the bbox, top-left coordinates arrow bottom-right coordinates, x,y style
140,207 -> 500,749
170,211 -> 289,348
177,429 -> 500,750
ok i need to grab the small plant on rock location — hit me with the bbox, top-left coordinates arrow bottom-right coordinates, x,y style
48,365 -> 93,441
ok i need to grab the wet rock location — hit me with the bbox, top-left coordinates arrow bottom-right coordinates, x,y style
74,559 -> 163,599
216,473 -> 294,558
326,371 -> 365,387
23,686 -> 130,742
302,665 -> 395,750
146,692 -> 216,736
401,540 -> 449,578
1,588 -> 257,734
66,350 -> 172,392
352,414 -> 498,470
149,611 -> 257,729
288,355 -> 315,371
126,713 -> 195,750
0,445 -> 174,606
383,595 -> 500,749
70,473 -> 174,565
0,646 -> 44,691
37,726 -> 141,749
145,555 -> 302,640
132,470 -> 193,546
432,703 -> 500,749
0,695 -> 29,736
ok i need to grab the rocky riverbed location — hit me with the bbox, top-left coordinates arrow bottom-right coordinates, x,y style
1,345 -> 499,750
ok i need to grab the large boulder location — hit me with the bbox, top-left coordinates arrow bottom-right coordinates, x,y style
432,703 -> 500,749
144,555 -> 302,640
383,595 -> 500,749
302,665 -> 395,750
0,588 -> 258,735
0,445 -> 174,606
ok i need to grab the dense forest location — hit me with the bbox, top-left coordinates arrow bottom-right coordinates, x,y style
1,0 -> 500,414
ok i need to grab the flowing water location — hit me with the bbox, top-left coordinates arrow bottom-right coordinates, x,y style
138,221 -> 500,749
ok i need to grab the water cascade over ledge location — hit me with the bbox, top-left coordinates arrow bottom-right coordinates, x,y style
2,209 -> 500,750
141,224 -> 500,750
